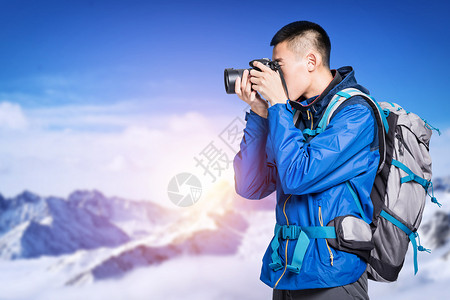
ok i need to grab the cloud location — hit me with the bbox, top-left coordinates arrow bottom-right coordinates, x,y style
24,100 -> 221,132
0,102 -> 28,130
430,127 -> 450,178
3,98 -> 445,209
0,101 -> 243,208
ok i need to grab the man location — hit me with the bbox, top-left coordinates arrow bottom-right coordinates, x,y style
233,21 -> 379,299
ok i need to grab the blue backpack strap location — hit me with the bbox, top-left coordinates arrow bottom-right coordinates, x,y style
286,230 -> 310,274
332,88 -> 389,134
346,181 -> 371,224
315,91 -> 348,129
391,159 -> 441,207
302,92 -> 349,138
302,128 -> 319,137
269,225 -> 284,271
391,159 -> 430,189
427,181 -> 442,207
421,117 -> 441,135
379,210 -> 431,275
269,224 -> 336,274
327,88 -> 389,174
302,226 -> 336,238
305,87 -> 388,145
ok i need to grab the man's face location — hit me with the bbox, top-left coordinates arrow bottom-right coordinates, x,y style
272,41 -> 311,101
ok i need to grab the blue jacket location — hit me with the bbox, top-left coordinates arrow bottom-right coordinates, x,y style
233,67 -> 380,290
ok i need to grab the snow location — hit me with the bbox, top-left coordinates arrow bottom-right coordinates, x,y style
0,217 -> 272,300
0,221 -> 28,259
0,255 -> 271,300
1,246 -> 450,300
0,189 -> 450,299
39,216 -> 53,226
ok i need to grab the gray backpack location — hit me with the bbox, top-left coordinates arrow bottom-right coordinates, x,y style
294,87 -> 441,282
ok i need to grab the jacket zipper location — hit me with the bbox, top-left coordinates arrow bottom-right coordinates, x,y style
273,110 -> 318,288
318,204 -> 334,266
273,194 -> 292,289
309,111 -> 332,264
307,110 -> 313,130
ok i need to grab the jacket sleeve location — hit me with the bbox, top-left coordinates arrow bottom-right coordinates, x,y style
233,109 -> 277,199
267,100 -> 375,195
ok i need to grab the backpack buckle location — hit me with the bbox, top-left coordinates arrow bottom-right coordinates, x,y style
281,225 -> 301,240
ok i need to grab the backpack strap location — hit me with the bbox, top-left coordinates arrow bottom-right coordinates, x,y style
346,181 -> 371,223
300,88 -> 390,224
269,224 -> 336,274
391,159 -> 442,207
318,88 -> 389,174
300,90 -> 349,138
379,210 -> 431,275
391,159 -> 430,189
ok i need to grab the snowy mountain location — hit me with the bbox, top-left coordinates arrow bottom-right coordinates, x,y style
420,211 -> 450,249
64,213 -> 247,285
0,189 -> 180,260
62,181 -> 252,285
0,181 -> 257,287
0,190 -> 48,236
67,190 -> 177,239
0,178 -> 449,300
0,192 -> 130,259
433,176 -> 450,193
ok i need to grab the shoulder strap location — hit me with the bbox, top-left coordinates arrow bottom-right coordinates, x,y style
299,92 -> 349,138
323,88 -> 388,173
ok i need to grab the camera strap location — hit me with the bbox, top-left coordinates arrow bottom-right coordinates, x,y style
277,68 -> 290,101
269,60 -> 290,101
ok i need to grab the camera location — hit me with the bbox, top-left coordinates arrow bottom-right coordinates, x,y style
224,58 -> 280,94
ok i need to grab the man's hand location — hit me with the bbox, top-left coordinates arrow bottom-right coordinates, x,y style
235,69 -> 269,118
249,61 -> 288,106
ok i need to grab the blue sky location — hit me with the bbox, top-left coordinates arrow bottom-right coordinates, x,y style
1,0 -> 449,123
0,0 -> 449,202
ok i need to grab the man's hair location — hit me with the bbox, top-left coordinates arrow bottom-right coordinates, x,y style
270,21 -> 331,68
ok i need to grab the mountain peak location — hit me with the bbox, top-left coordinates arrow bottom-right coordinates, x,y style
12,190 -> 42,207
433,176 -> 450,192
0,193 -> 5,209
68,189 -> 106,202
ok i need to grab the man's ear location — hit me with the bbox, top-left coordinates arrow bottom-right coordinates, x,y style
306,52 -> 318,72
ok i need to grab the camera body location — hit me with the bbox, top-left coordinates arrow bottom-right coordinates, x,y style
224,58 -> 280,94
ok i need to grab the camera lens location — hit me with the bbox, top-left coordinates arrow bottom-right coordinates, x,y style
224,68 -> 247,94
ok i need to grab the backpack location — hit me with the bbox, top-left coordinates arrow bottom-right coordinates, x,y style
293,87 -> 441,282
